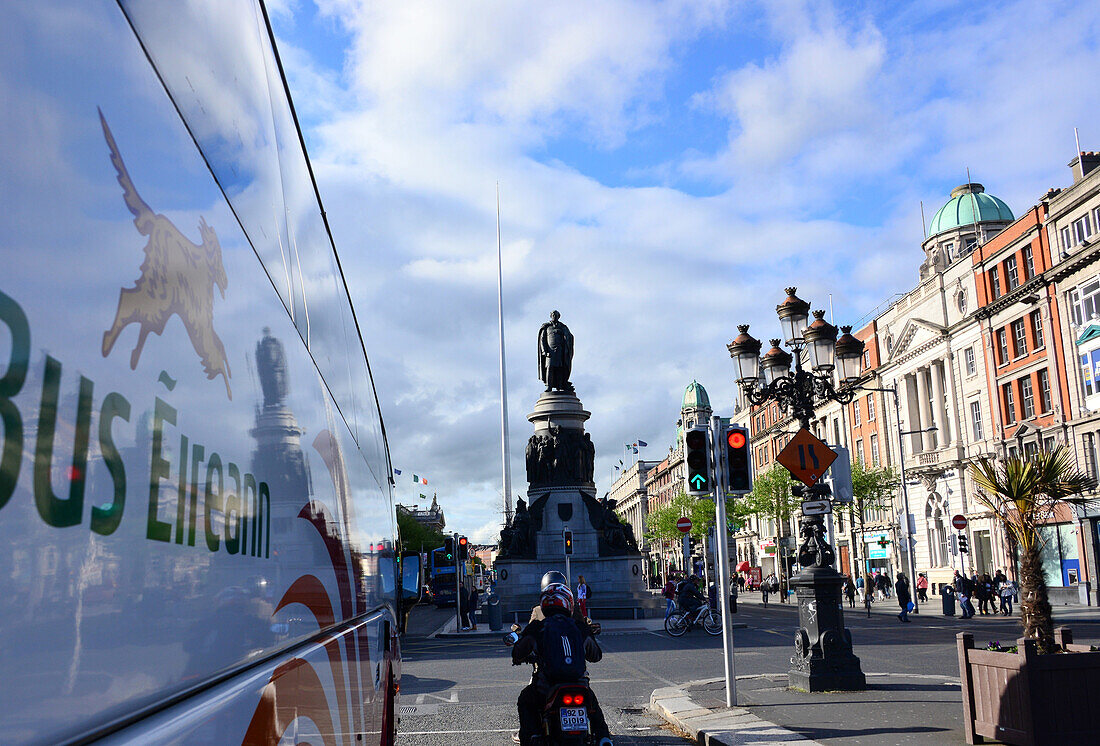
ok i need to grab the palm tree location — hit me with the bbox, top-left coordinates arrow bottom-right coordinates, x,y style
970,447 -> 1093,653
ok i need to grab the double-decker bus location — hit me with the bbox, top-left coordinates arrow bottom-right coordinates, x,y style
429,547 -> 463,607
0,1 -> 418,743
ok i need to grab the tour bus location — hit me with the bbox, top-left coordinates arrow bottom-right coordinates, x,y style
0,1 -> 419,743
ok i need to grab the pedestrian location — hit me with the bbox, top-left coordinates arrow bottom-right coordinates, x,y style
974,574 -> 991,615
855,573 -> 865,604
468,583 -> 480,631
459,583 -> 473,630
576,575 -> 590,618
863,573 -> 874,617
999,576 -> 1017,616
915,572 -> 929,603
762,572 -> 777,607
737,573 -> 746,593
954,571 -> 975,619
661,574 -> 677,619
843,575 -> 856,608
729,576 -> 739,613
895,573 -> 912,623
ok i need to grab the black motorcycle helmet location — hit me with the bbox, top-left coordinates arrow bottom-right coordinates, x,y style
540,570 -> 568,591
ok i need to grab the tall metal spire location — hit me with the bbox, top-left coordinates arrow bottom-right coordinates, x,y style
497,183 -> 514,523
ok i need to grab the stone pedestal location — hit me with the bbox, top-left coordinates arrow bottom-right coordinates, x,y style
494,391 -> 660,619
787,566 -> 867,692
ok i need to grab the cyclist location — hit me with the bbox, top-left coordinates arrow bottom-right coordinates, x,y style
676,575 -> 705,614
512,584 -> 612,746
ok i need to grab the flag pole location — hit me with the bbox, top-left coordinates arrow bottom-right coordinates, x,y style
497,183 -> 514,524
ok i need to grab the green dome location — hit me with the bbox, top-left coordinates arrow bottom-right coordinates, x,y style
682,380 -> 711,410
927,183 -> 1013,238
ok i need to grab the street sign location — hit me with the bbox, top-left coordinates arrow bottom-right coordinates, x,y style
952,514 -> 968,530
777,428 -> 837,486
801,499 -> 832,515
676,517 -> 693,533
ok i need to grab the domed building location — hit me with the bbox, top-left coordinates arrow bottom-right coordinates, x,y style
681,379 -> 712,429
919,183 -> 1014,280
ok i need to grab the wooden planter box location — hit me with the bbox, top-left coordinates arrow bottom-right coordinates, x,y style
958,628 -> 1100,744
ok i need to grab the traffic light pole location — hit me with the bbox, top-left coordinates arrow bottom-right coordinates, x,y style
710,415 -> 737,707
454,532 -> 462,633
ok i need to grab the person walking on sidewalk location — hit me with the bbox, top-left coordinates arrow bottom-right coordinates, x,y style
954,570 -> 975,619
762,572 -> 777,607
895,573 -> 912,623
468,583 -> 480,631
855,573 -> 865,604
576,575 -> 591,618
843,575 -> 856,608
998,575 -> 1017,616
863,572 -> 874,617
915,572 -> 929,603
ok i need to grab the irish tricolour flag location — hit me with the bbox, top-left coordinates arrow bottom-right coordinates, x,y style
413,474 -> 428,485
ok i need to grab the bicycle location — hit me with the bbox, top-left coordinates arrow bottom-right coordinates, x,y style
664,604 -> 722,637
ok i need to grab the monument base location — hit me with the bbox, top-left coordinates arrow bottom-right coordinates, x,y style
493,556 -> 660,621
787,566 -> 866,692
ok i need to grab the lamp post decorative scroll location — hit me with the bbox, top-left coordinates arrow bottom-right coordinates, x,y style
727,287 -> 868,692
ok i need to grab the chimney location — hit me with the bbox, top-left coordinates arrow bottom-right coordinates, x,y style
1070,151 -> 1100,183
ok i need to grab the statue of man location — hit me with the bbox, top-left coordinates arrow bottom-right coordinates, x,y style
538,310 -> 574,392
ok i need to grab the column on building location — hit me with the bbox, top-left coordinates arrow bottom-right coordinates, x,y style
916,366 -> 935,451
930,359 -> 950,446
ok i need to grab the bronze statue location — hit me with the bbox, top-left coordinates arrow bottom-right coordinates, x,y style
538,310 -> 574,392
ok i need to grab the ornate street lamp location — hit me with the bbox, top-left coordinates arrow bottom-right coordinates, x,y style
727,287 -> 868,692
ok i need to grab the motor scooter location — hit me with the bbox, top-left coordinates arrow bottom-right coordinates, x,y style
504,624 -> 601,745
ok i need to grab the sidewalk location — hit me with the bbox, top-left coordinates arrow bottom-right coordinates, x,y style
433,608 -> 746,639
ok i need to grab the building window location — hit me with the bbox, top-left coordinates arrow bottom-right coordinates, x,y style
1062,226 -> 1073,250
1003,382 -> 1016,423
1070,279 -> 1100,327
970,401 -> 983,440
1023,246 -> 1035,280
867,394 -> 876,421
1012,319 -> 1027,357
1038,369 -> 1052,413
965,346 -> 976,375
1082,353 -> 1096,397
944,241 -> 955,259
855,438 -> 864,464
862,350 -> 870,370
1073,214 -> 1094,244
1020,376 -> 1035,419
957,289 -> 967,314
966,237 -> 978,253
853,401 -> 861,426
997,329 -> 1009,365
1044,436 -> 1056,452
870,434 -> 880,465
1024,440 -> 1039,457
989,267 -> 1001,299
1085,433 -> 1098,478
1005,256 -> 1020,291
1031,310 -> 1044,349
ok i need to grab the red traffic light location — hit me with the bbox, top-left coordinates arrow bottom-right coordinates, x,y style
727,430 -> 747,449
458,536 -> 468,546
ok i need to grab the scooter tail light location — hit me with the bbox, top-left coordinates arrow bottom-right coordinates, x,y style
574,694 -> 584,705
562,694 -> 573,705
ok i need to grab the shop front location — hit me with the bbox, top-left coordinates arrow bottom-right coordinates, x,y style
863,531 -> 895,577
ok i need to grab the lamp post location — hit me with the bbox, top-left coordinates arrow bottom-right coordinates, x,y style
727,288 -> 868,692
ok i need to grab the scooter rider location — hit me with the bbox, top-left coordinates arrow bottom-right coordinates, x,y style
512,584 -> 612,745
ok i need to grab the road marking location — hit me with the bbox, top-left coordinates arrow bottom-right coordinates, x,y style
415,689 -> 458,704
399,704 -> 439,716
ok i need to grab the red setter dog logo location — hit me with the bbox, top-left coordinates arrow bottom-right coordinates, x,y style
99,109 -> 232,399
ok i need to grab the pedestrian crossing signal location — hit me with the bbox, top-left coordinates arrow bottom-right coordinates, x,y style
444,536 -> 455,562
684,427 -> 711,496
563,530 -> 573,555
724,424 -> 752,493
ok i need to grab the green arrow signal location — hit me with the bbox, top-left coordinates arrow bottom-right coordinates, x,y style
690,474 -> 707,489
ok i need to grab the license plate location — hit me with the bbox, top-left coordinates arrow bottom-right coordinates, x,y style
559,707 -> 589,732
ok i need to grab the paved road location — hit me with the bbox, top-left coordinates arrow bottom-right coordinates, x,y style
398,599 -> 1100,744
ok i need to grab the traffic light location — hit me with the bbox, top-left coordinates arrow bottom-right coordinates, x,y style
458,536 -> 468,561
724,424 -> 752,493
684,426 -> 712,496
958,533 -> 969,553
443,536 -> 455,563
563,530 -> 573,555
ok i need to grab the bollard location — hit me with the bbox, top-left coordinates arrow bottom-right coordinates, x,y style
487,593 -> 503,631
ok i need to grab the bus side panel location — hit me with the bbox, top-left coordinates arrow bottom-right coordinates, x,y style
98,611 -> 396,745
0,2 -> 397,743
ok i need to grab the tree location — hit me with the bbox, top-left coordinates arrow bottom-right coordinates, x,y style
970,447 -> 1093,653
396,510 -> 446,554
730,464 -> 800,591
645,492 -> 718,544
835,461 -> 900,575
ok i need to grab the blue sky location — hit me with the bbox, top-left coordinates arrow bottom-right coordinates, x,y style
264,0 -> 1100,541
